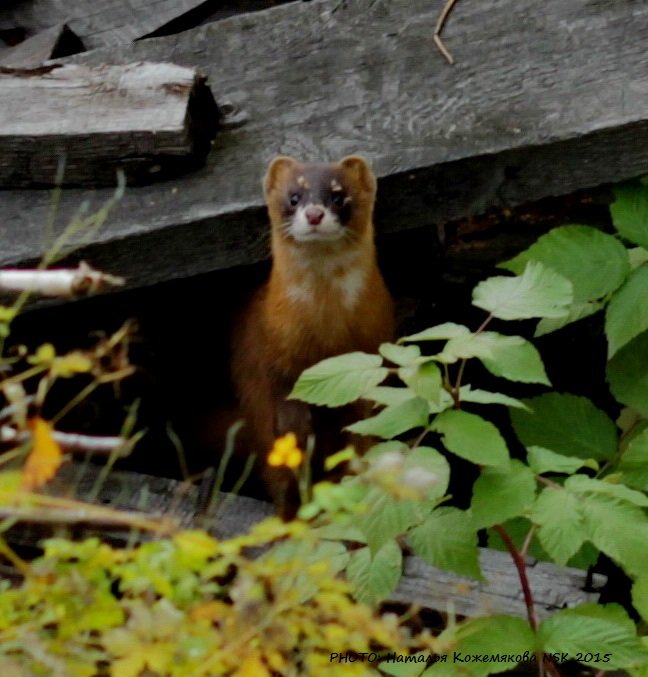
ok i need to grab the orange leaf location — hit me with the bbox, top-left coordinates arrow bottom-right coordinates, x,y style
22,417 -> 63,490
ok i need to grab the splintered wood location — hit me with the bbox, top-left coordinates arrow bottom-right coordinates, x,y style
0,62 -> 219,187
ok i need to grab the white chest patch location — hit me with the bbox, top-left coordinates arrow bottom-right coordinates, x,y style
333,266 -> 367,309
286,281 -> 313,303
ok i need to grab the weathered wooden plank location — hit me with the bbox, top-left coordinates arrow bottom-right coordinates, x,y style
0,0 -> 214,49
0,62 -> 219,186
391,551 -> 605,620
6,464 -> 603,618
0,23 -> 84,67
1,0 -> 647,288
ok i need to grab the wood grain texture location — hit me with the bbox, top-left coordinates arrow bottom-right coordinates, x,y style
1,0 -> 648,288
0,62 -> 219,186
6,464 -> 604,618
0,0 -> 211,48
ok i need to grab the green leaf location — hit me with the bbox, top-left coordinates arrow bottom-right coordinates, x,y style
606,264 -> 648,357
579,494 -> 648,578
366,386 -> 418,407
472,260 -> 573,320
530,487 -> 585,565
487,517 -> 551,563
619,427 -> 648,490
400,322 -> 470,342
346,397 -> 429,439
632,577 -> 648,623
379,342 -> 421,366
629,246 -> 648,269
451,615 -> 536,672
408,507 -> 481,579
608,331 -> 648,417
346,540 -> 402,605
510,392 -> 618,460
357,491 -> 426,554
566,474 -> 648,507
432,409 -> 509,467
404,446 -> 451,500
527,446 -> 596,474
437,332 -> 550,385
399,360 -> 442,403
502,224 -> 630,302
289,352 -> 388,406
459,387 -> 530,409
611,181 -> 648,248
471,460 -> 536,528
539,603 -> 648,670
535,300 -> 603,336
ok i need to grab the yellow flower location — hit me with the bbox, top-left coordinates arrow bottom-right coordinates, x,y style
267,433 -> 303,468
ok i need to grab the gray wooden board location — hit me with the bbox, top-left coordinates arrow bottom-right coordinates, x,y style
0,62 -> 219,186
2,0 -> 648,288
0,0 -> 213,49
0,23 -> 84,67
5,464 -> 604,618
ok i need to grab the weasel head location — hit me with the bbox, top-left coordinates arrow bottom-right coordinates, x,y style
263,155 -> 377,245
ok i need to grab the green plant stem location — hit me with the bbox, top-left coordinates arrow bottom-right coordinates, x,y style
452,313 -> 494,402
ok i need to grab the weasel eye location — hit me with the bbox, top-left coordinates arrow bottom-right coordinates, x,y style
331,191 -> 345,207
289,193 -> 301,206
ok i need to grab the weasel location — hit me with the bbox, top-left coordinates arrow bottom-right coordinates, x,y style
231,155 -> 394,511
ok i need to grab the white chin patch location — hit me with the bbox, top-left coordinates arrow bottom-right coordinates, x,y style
290,206 -> 344,242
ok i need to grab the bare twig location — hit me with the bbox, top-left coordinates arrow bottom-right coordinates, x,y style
0,262 -> 124,298
0,425 -> 128,456
434,0 -> 461,64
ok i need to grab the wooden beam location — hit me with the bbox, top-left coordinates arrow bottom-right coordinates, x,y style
0,62 -> 219,187
6,464 -> 604,618
1,0 -> 648,287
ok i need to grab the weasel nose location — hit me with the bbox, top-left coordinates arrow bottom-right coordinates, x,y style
305,207 -> 325,226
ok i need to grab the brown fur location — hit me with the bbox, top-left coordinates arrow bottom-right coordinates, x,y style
231,155 -> 394,511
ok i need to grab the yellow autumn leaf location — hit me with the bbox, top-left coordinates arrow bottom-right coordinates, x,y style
27,343 -> 56,365
22,417 -> 63,490
51,351 -> 93,377
235,653 -> 271,677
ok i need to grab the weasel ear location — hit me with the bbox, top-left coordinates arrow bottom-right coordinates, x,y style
264,156 -> 298,195
339,155 -> 376,194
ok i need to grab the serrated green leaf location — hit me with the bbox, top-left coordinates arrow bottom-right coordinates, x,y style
566,474 -> 648,507
611,181 -> 648,248
437,332 -> 550,385
459,386 -> 529,409
608,331 -> 648,417
472,261 -> 573,320
346,397 -> 429,439
535,300 -> 603,336
629,246 -> 648,269
606,265 -> 648,357
289,352 -> 388,406
530,487 -> 585,565
404,446 -> 451,500
539,603 -> 648,670
399,360 -> 442,403
357,491 -> 426,554
471,460 -> 536,529
310,522 -> 367,543
432,409 -> 509,467
632,578 -> 648,623
579,494 -> 648,578
502,225 -> 630,302
366,386 -> 419,407
346,540 -> 402,605
527,446 -> 596,474
379,342 -> 421,366
400,322 -> 470,343
408,507 -> 481,579
619,427 -> 648,490
510,393 -> 617,460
